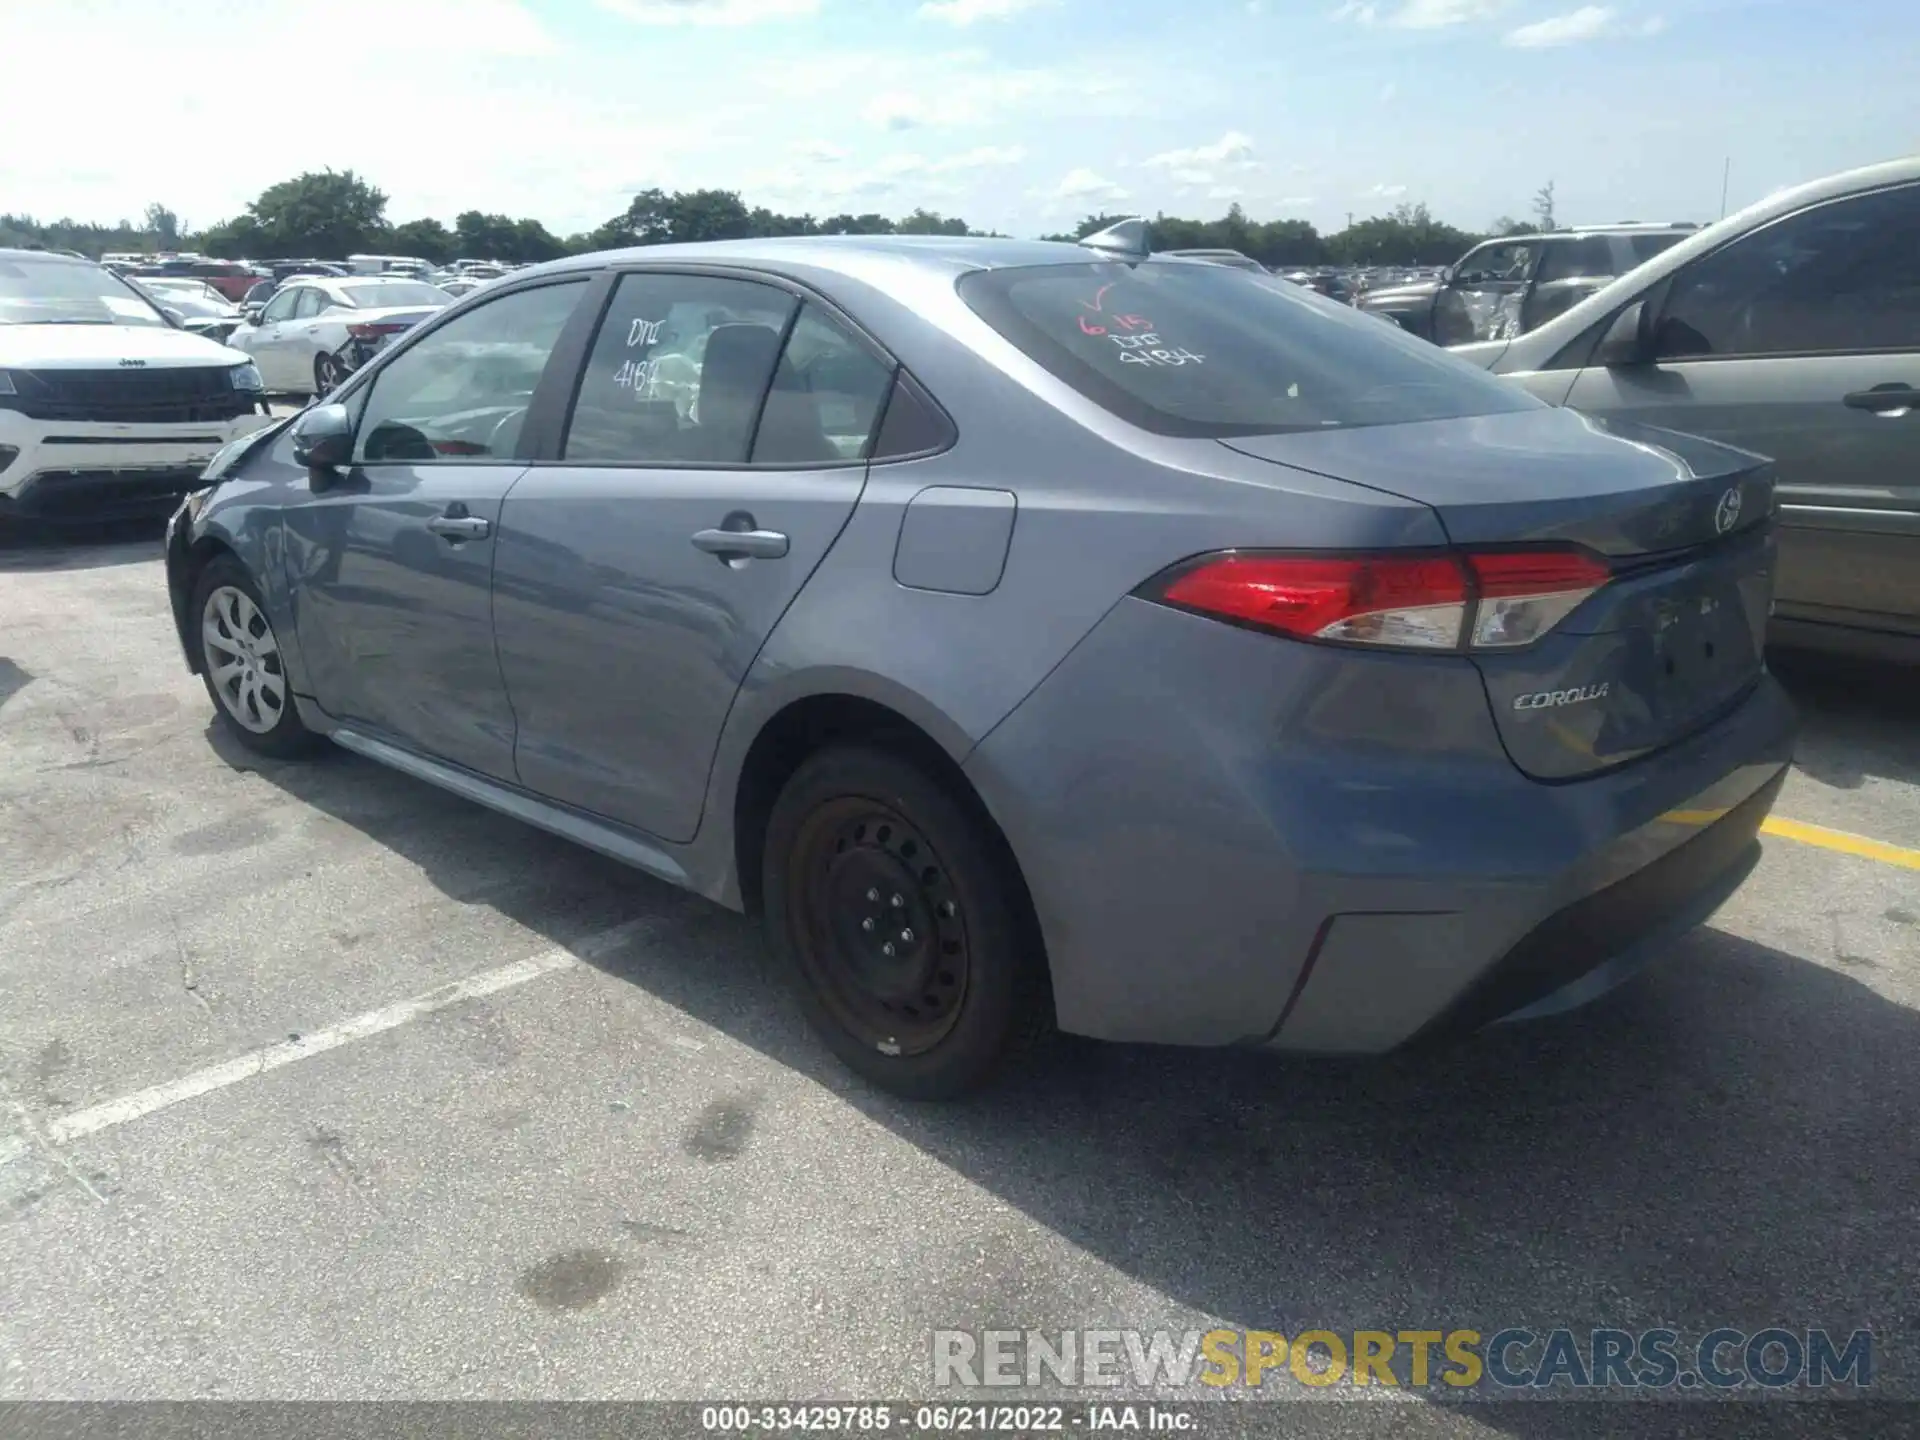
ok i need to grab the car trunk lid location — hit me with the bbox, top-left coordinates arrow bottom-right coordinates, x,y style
1220,407 -> 1778,779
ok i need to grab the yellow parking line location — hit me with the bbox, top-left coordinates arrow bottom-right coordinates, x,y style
1760,817 -> 1920,872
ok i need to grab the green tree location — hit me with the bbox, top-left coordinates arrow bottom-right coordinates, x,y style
1532,181 -> 1557,232
453,210 -> 522,259
1326,203 -> 1480,266
240,169 -> 390,258
143,203 -> 181,250
390,217 -> 454,264
894,208 -> 969,236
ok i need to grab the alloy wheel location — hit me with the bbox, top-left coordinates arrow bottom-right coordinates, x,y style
201,585 -> 287,735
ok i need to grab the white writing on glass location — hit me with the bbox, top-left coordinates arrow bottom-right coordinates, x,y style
1116,347 -> 1205,368
612,358 -> 661,392
627,317 -> 663,348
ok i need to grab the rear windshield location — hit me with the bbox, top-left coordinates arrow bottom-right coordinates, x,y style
345,282 -> 450,308
957,261 -> 1540,438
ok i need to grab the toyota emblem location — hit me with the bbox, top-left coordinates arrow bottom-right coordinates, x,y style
1714,487 -> 1742,535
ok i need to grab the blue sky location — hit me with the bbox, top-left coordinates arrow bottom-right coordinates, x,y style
8,0 -> 1916,240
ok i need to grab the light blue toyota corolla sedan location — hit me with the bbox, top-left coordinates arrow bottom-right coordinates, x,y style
164,223 -> 1797,1098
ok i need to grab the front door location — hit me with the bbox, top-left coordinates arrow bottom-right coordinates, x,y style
247,286 -> 305,390
1565,181 -> 1920,636
492,272 -> 897,841
1434,239 -> 1540,347
280,277 -> 593,778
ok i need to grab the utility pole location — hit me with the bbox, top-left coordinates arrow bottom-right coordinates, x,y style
1346,211 -> 1353,230
1720,157 -> 1731,219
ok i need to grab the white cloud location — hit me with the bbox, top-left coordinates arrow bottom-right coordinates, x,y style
1144,131 -> 1258,169
1378,80 -> 1398,101
1504,6 -> 1666,46
1336,0 -> 1512,28
1045,168 -> 1130,205
841,54 -> 1140,131
596,0 -> 818,23
929,145 -> 1029,171
1207,185 -> 1247,201
1362,182 -> 1408,197
793,141 -> 849,163
918,0 -> 1046,22
1274,195 -> 1317,207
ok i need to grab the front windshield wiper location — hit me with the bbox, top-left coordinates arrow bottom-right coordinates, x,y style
19,318 -> 118,325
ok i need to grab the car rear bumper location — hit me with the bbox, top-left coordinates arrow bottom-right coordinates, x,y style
0,410 -> 274,519
963,595 -> 1797,1052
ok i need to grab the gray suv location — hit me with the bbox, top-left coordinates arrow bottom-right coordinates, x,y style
1454,158 -> 1920,663
1360,226 -> 1696,345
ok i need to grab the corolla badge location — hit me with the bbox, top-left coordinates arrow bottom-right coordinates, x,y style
118,357 -> 146,367
1513,683 -> 1611,711
1714,487 -> 1743,535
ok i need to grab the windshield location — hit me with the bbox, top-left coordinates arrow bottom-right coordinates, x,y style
344,282 -> 452,308
142,287 -> 237,319
958,260 -> 1540,438
0,255 -> 170,327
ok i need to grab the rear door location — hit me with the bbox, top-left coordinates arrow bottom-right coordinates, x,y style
1561,181 -> 1920,639
492,270 -> 896,841
280,277 -> 592,778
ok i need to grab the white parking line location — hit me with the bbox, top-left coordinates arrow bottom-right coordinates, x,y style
0,918 -> 653,1170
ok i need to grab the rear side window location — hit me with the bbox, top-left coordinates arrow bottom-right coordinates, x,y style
562,272 -> 797,465
752,305 -> 895,464
959,261 -> 1539,439
1534,238 -> 1617,285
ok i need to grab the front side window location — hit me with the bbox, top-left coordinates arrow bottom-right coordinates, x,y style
353,280 -> 589,464
1655,183 -> 1920,359
562,272 -> 798,465
959,261 -> 1538,438
261,288 -> 303,323
293,289 -> 329,319
1452,242 -> 1538,287
0,256 -> 170,328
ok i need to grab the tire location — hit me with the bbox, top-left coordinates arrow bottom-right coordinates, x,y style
188,555 -> 324,760
313,352 -> 345,397
762,745 -> 1049,1100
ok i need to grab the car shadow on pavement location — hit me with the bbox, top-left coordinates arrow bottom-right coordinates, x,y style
213,722 -> 1917,1427
0,516 -> 169,572
1772,650 -> 1920,792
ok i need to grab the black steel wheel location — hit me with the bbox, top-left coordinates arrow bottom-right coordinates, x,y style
763,745 -> 1047,1099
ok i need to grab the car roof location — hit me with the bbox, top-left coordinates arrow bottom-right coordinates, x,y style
1502,153 -> 1920,359
512,233 -> 1138,287
0,247 -> 95,266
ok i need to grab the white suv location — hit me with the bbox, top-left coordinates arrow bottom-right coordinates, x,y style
0,248 -> 274,522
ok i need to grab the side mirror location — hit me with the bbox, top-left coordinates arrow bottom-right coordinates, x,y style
161,305 -> 185,325
291,403 -> 354,470
1594,300 -> 1652,367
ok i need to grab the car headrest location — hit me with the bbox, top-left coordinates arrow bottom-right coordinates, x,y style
700,324 -> 783,413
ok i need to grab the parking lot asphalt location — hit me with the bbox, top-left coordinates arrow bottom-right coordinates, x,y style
1,517 -> 1915,1427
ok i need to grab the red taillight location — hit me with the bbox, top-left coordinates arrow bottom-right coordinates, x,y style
1151,547 -> 1609,652
1160,553 -> 1469,649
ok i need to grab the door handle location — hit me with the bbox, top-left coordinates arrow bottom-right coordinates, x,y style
1843,384 -> 1919,416
426,515 -> 491,541
691,523 -> 788,561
